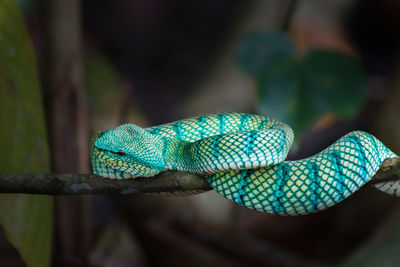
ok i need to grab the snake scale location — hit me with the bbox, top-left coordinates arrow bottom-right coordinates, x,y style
91,113 -> 398,215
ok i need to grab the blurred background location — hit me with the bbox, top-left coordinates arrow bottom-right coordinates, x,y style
1,0 -> 400,266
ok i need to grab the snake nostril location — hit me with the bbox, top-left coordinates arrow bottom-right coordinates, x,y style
117,150 -> 126,155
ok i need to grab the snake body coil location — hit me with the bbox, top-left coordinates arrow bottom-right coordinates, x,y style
91,113 -> 398,215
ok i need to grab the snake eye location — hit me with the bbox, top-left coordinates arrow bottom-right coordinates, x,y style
117,150 -> 126,156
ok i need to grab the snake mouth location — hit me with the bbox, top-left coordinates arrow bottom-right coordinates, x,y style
91,131 -> 164,177
91,131 -> 128,172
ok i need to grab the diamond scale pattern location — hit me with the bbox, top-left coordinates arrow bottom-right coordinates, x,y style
92,113 -> 398,215
147,113 -> 294,175
207,131 -> 397,215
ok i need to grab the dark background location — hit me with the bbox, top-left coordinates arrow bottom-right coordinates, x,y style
2,0 -> 400,266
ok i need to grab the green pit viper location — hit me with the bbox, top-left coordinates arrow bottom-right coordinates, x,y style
91,113 -> 398,215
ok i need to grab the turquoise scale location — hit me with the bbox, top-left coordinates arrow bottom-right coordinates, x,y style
91,113 -> 398,215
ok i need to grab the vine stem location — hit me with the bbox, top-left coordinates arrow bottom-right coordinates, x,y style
0,157 -> 398,195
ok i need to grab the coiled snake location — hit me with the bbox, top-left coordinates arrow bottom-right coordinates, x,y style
91,113 -> 398,215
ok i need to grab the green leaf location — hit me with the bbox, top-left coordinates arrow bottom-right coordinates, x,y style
243,32 -> 367,137
256,58 -> 317,136
236,31 -> 294,77
0,1 -> 53,267
256,59 -> 301,127
302,50 -> 366,118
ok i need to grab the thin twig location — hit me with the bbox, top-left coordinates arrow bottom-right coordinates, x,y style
0,157 -> 398,195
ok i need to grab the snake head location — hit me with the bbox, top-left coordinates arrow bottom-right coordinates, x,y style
93,124 -> 165,177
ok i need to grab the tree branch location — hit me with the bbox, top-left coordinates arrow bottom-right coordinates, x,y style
0,172 -> 211,195
368,157 -> 400,184
0,157 -> 398,195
